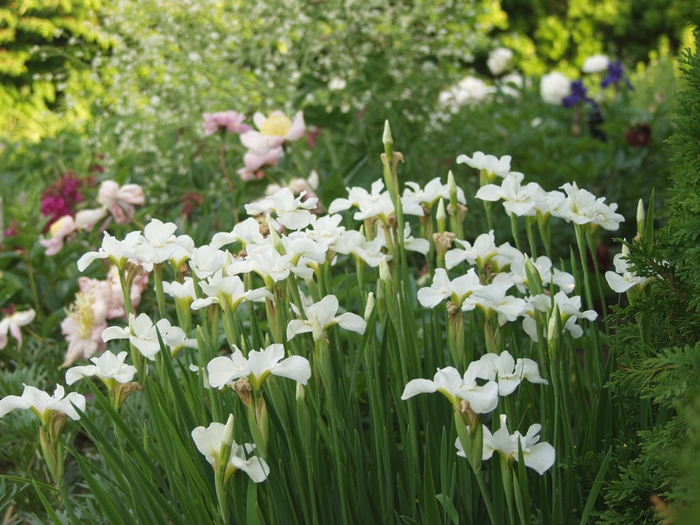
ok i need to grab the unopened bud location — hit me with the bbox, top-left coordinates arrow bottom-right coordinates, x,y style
379,256 -> 391,282
636,199 -> 646,240
436,199 -> 447,233
312,314 -> 324,342
364,292 -> 375,321
447,171 -> 456,195
296,382 -> 305,402
524,255 -> 544,295
547,304 -> 561,354
222,414 -> 235,448
383,120 -> 393,146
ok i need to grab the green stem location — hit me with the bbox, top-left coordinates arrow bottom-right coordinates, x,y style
510,213 -> 522,252
153,263 -> 166,319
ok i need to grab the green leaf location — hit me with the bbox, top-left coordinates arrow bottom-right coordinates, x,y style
32,481 -> 65,525
436,493 -> 460,525
579,447 -> 612,525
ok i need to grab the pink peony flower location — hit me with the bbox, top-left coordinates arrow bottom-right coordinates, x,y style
61,290 -> 109,368
237,147 -> 284,181
202,111 -> 252,136
40,215 -> 79,255
97,181 -> 145,225
237,110 -> 306,181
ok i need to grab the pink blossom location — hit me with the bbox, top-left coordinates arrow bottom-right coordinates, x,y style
97,181 -> 145,225
40,215 -> 79,255
236,111 -> 306,180
242,111 -> 306,151
237,147 -> 284,181
61,290 -> 109,368
202,111 -> 252,136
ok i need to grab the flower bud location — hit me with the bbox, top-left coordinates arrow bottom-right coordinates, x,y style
636,199 -> 646,241
379,256 -> 392,283
383,120 -> 393,147
296,382 -> 305,402
547,304 -> 561,355
222,414 -> 235,449
218,413 -> 236,481
436,198 -> 447,233
447,171 -> 456,195
312,314 -> 324,342
364,292 -> 375,321
524,255 -> 544,295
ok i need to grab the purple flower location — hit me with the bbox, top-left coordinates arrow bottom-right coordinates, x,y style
562,80 -> 593,108
601,61 -> 633,90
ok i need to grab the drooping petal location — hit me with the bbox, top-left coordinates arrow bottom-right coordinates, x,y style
65,365 -> 99,385
0,394 -> 31,418
230,445 -> 270,482
522,442 -> 556,474
270,355 -> 312,385
335,312 -> 367,335
401,378 -> 440,400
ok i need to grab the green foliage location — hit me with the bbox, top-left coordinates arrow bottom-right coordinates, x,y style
601,28 -> 700,524
0,0 -> 112,141
498,0 -> 695,74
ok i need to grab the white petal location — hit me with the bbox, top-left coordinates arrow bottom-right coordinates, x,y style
271,356 -> 312,385
335,313 -> 367,334
102,326 -> 130,342
65,365 -> 98,385
401,378 -> 438,400
208,355 -> 246,389
286,319 -> 311,341
523,442 -> 556,474
0,395 -> 31,418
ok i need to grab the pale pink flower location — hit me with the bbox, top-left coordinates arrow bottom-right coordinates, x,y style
40,215 -> 79,255
237,147 -> 284,181
74,207 -> 109,231
61,290 -> 109,368
202,111 -> 251,136
97,181 -> 145,225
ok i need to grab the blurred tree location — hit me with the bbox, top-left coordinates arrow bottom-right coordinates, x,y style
498,0 -> 697,74
0,0 -> 111,141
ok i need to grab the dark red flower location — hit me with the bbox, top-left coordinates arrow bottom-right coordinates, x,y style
40,172 -> 85,229
624,123 -> 652,148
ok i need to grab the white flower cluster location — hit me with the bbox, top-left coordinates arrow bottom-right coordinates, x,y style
402,351 -> 555,474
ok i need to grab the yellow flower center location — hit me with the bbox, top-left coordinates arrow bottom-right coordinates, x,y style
70,292 -> 96,340
49,216 -> 70,237
259,113 -> 292,137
